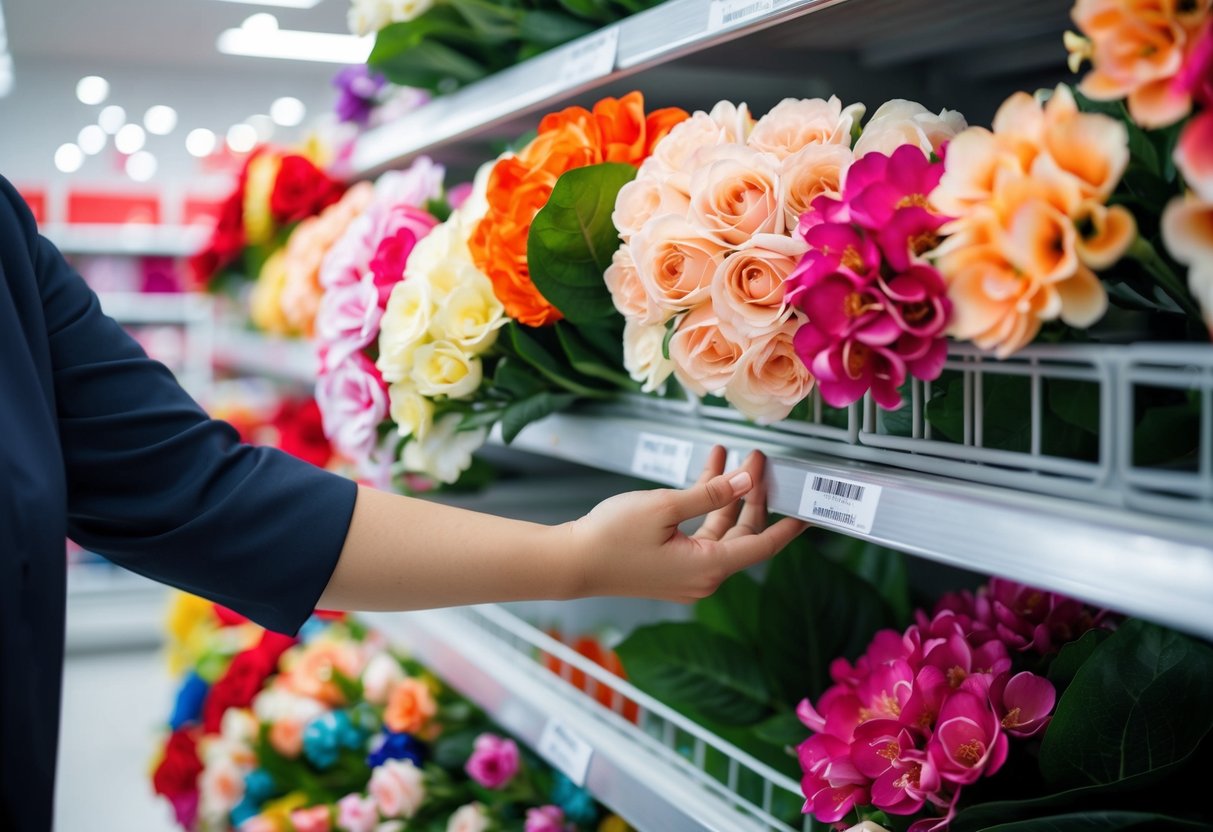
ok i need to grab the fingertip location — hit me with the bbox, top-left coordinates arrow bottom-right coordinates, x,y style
727,471 -> 753,496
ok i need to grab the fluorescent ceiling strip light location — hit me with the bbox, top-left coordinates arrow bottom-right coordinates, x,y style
209,0 -> 324,8
0,0 -> 12,98
217,27 -> 372,63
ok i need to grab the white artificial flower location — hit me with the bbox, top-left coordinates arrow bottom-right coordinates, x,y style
409,340 -> 482,399
402,414 -> 488,484
378,278 -> 435,383
361,652 -> 407,705
388,383 -> 435,442
220,707 -> 258,746
251,686 -> 327,725
446,803 -> 490,832
429,272 -> 506,355
348,0 -> 391,35
622,320 -> 675,393
388,0 -> 434,24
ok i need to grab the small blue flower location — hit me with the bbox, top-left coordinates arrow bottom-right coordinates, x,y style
366,731 -> 426,770
332,710 -> 365,751
552,772 -> 599,826
298,616 -> 330,645
168,672 -> 208,730
303,714 -> 340,769
243,769 -> 276,804
229,797 -> 260,828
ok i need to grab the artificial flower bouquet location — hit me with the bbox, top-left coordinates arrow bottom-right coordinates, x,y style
152,594 -> 628,832
351,0 -> 663,98
614,531 -> 1213,831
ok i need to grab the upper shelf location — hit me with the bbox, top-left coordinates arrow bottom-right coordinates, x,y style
213,326 -> 317,383
347,0 -> 1069,177
46,224 -> 208,258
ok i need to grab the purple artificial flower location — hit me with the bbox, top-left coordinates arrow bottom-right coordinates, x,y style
334,65 -> 387,126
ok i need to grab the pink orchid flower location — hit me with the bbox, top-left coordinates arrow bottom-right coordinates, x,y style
927,690 -> 1009,786
798,733 -> 872,824
852,720 -> 942,815
797,323 -> 908,410
990,671 -> 1056,738
898,665 -> 950,735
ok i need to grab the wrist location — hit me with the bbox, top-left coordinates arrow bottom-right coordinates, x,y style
543,520 -> 590,601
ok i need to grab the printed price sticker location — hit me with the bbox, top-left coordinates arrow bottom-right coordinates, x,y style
632,432 -> 694,485
558,26 -> 619,87
708,0 -> 775,31
537,719 -> 594,787
797,472 -> 883,534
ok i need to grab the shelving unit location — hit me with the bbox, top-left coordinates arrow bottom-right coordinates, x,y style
212,325 -> 317,384
46,223 -> 208,258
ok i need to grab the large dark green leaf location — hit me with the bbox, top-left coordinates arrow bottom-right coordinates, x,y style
369,39 -> 491,89
616,622 -> 772,725
695,571 -> 762,647
758,538 -> 892,704
505,323 -> 611,399
1046,627 -> 1110,692
446,0 -> 521,41
518,9 -> 597,44
1039,620 -> 1213,789
499,392 -> 577,443
752,710 -> 808,748
1047,380 -> 1100,435
492,357 -> 548,399
831,539 -> 911,628
554,322 -> 636,390
528,163 -> 636,326
975,812 -> 1212,832
1132,400 -> 1200,467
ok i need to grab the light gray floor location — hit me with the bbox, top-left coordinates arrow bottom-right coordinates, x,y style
56,648 -> 179,832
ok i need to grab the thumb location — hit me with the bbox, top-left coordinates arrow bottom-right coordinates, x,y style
667,470 -> 752,520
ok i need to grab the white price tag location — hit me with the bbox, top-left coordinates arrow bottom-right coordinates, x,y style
632,432 -> 694,485
558,27 -> 619,87
798,472 -> 882,534
537,719 -> 594,787
708,0 -> 774,31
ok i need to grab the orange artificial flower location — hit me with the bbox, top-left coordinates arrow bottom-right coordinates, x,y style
469,92 -> 688,327
383,677 -> 438,734
1066,0 -> 1210,128
280,641 -> 364,707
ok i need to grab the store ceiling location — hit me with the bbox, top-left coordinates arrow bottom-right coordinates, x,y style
5,0 -> 347,74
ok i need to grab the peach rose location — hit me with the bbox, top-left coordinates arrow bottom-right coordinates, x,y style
645,107 -> 742,194
668,304 -> 746,397
370,758 -> 426,819
623,320 -> 675,393
724,321 -> 815,424
446,803 -> 490,832
748,96 -> 865,159
1068,0 -> 1205,128
709,100 -> 756,144
269,719 -> 305,759
688,144 -> 783,246
384,677 -> 437,734
282,641 -> 367,706
779,143 -> 852,233
852,99 -> 967,159
612,166 -> 692,240
1162,192 -> 1213,336
199,756 -> 246,820
711,233 -> 807,339
604,245 -> 654,322
630,215 -> 728,320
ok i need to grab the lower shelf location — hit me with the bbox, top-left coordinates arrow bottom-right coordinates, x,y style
362,605 -> 807,832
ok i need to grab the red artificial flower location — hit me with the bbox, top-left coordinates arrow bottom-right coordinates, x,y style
213,604 -> 250,627
152,728 -> 203,798
272,398 -> 334,469
270,155 -> 345,226
189,158 -> 255,287
202,646 -> 277,733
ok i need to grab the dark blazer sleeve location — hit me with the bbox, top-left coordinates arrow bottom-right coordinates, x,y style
3,178 -> 357,634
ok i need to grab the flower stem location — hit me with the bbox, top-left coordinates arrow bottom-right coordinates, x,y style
1127,235 -> 1203,320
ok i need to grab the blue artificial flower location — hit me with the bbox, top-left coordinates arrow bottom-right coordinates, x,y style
229,797 -> 260,828
366,731 -> 426,770
297,615 -> 331,645
243,769 -> 276,805
168,672 -> 208,730
332,710 -> 365,751
302,714 -> 340,769
552,772 -> 599,826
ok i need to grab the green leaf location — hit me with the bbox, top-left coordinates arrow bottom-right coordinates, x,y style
752,710 -> 808,748
557,0 -> 613,21
518,9 -> 598,44
831,540 -> 912,627
616,622 -> 772,725
1048,380 -> 1100,435
973,812 -> 1213,832
1039,619 -> 1213,789
492,357 -> 548,399
758,538 -> 893,704
1126,123 -> 1161,179
1133,401 -> 1200,467
369,22 -> 494,90
456,407 -> 506,432
527,162 -> 636,327
661,315 -> 679,360
500,392 -> 577,443
695,571 -> 762,646
554,322 -> 636,390
1047,627 -> 1111,691
506,323 -> 611,399
446,0 -> 522,41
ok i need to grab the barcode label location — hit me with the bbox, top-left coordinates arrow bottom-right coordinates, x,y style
632,432 -> 694,485
558,26 -> 619,87
799,472 -> 882,533
537,719 -> 594,787
708,0 -> 774,30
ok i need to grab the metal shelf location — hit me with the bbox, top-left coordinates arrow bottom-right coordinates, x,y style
364,605 -> 806,832
65,565 -> 169,654
507,405 -> 1213,642
97,291 -> 213,325
347,0 -> 1068,176
46,224 -> 208,258
213,326 -> 317,384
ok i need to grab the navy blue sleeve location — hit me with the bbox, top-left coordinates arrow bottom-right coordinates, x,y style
7,179 -> 357,634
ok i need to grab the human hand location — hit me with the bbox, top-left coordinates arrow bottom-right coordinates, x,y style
565,447 -> 808,602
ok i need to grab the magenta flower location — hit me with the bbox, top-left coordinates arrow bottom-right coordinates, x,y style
846,144 -> 947,231
990,671 -> 1056,738
853,721 -> 942,815
796,323 -> 907,409
922,629 -> 1012,691
927,691 -> 1009,786
798,733 -> 870,823
524,806 -> 570,832
369,226 -> 420,308
984,579 -> 1102,654
1175,22 -> 1213,109
315,352 -> 389,462
465,733 -> 520,790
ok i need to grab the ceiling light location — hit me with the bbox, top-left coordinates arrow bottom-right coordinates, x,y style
242,13 -> 279,35
208,0 -> 323,7
247,114 -> 275,141
76,75 -> 109,105
125,150 -> 157,182
227,123 -> 258,153
55,143 -> 84,173
144,105 -> 178,136
270,96 -> 305,127
98,105 -> 126,134
186,128 -> 217,157
78,124 -> 106,155
115,123 -> 146,154
217,24 -> 373,64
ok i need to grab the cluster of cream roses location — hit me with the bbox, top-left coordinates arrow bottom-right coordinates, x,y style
376,162 -> 508,483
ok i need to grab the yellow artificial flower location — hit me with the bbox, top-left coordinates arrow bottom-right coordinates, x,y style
244,152 -> 282,246
388,383 -> 435,441
429,272 -> 506,356
409,340 -> 482,399
249,249 -> 293,335
599,815 -> 634,832
165,591 -> 217,676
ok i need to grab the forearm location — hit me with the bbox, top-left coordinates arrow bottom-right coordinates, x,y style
317,485 -> 577,611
